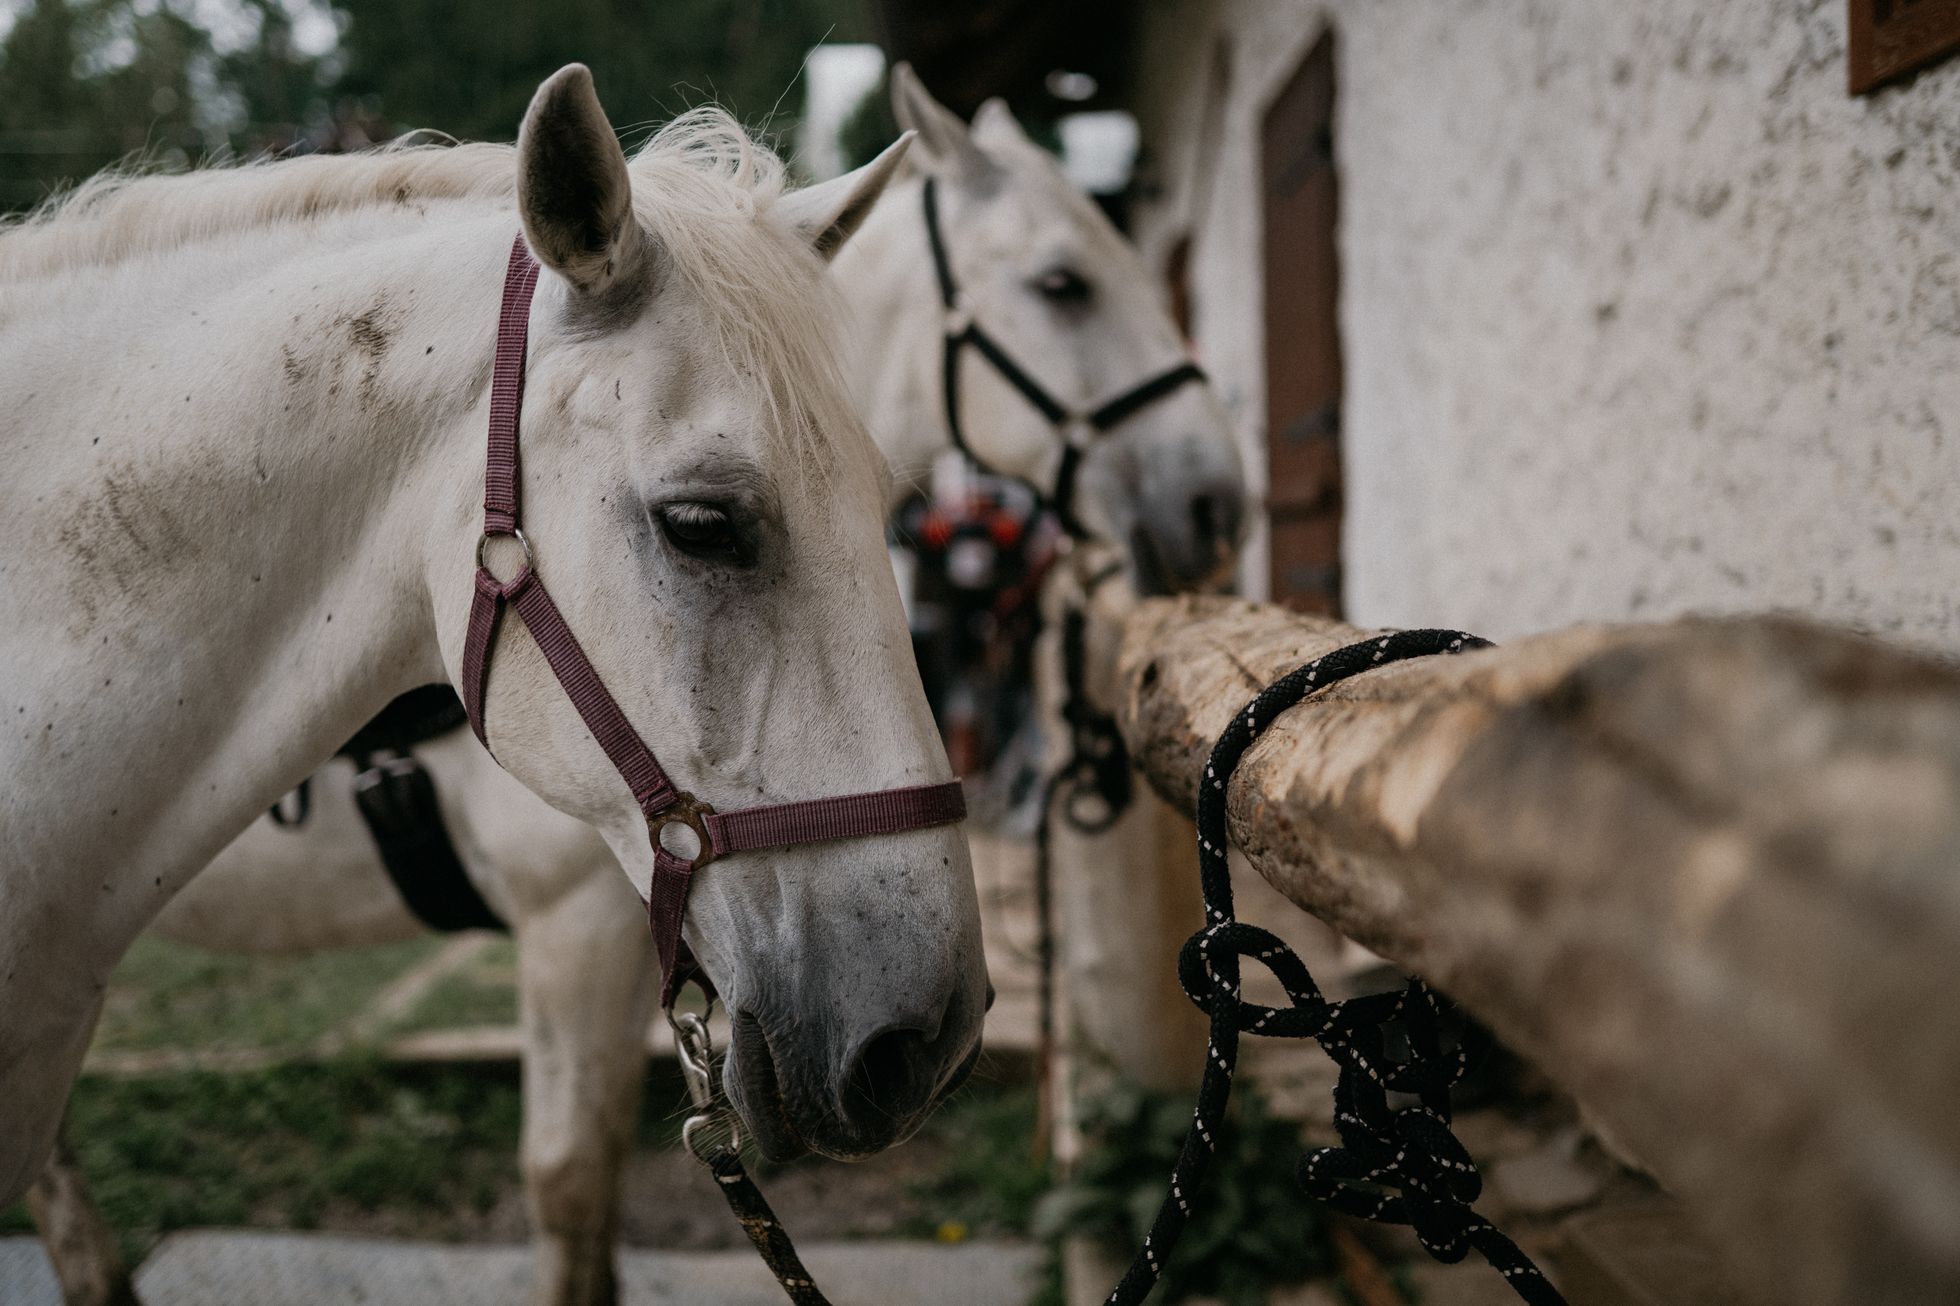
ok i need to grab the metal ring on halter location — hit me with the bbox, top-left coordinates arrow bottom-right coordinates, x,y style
648,792 -> 718,870
475,527 -> 534,576
1063,781 -> 1120,834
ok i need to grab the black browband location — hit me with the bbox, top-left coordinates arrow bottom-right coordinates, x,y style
921,177 -> 1208,537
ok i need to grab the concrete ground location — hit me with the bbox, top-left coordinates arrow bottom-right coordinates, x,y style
1,1232 -> 1043,1306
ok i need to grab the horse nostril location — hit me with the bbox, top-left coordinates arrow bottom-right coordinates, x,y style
844,1025 -> 933,1125
1191,486 -> 1243,556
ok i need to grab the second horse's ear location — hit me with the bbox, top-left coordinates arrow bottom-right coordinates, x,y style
516,64 -> 648,296
890,62 -> 998,188
972,97 -> 1035,153
778,133 -> 914,262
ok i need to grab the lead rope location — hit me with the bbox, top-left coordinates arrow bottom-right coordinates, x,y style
675,630 -> 1561,1306
1106,630 -> 1564,1305
671,1008 -> 833,1306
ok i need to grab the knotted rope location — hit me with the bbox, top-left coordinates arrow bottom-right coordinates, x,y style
1105,629 -> 1563,1305
684,629 -> 1563,1306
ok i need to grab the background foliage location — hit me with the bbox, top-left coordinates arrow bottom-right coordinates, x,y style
0,0 -> 872,212
1034,1080 -> 1332,1306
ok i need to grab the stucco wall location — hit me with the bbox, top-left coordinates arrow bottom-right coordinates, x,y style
1129,0 -> 1960,651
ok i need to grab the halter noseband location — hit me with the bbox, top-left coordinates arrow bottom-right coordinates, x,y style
922,177 -> 1208,536
461,236 -> 967,1006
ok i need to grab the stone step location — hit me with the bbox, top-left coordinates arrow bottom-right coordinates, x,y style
0,1237 -> 62,1305
4,1231 -> 1043,1306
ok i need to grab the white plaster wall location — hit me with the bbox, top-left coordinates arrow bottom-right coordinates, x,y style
1130,0 -> 1960,651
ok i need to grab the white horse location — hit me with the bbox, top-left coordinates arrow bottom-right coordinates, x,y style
861,66 -> 1242,588
1,58 -> 990,1246
29,69 -> 1243,1306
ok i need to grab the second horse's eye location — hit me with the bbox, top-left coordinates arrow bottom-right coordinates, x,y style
658,502 -> 743,561
1032,266 -> 1092,306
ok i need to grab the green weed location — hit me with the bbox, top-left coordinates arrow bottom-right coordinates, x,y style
1033,1080 -> 1332,1306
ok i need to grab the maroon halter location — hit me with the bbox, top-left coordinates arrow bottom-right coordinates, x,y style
461,236 -> 967,1006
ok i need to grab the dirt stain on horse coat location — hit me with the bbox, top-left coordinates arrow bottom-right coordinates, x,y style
343,298 -> 398,410
57,463 -> 196,636
280,295 -> 399,412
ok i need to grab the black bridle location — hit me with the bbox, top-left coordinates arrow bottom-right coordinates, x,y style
922,177 -> 1208,537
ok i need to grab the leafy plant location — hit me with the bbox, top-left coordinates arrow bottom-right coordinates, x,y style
899,1080 -> 1051,1240
1033,1079 -> 1332,1306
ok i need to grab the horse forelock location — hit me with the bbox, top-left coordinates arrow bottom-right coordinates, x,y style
626,111 -> 872,485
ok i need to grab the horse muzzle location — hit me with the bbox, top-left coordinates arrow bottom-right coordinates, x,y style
1129,470 -> 1246,596
725,986 -> 984,1162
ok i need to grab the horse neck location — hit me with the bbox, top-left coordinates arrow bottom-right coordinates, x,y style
0,206 -> 509,942
832,173 -> 950,498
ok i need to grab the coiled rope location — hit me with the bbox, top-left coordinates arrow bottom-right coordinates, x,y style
683,629 -> 1564,1305
1104,629 -> 1563,1305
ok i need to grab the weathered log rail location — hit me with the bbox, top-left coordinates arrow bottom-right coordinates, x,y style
1104,594 -> 1960,1306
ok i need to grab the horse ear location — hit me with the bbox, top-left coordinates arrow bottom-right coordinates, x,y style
971,97 -> 1034,152
890,63 -> 997,187
516,64 -> 646,296
779,132 -> 914,262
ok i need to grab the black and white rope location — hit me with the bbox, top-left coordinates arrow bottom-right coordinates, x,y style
1104,630 -> 1565,1305
668,1005 -> 835,1306
695,629 -> 1562,1306
700,1144 -> 830,1306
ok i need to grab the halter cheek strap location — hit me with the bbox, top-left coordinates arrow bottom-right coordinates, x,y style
922,177 -> 1208,536
462,236 -> 967,1006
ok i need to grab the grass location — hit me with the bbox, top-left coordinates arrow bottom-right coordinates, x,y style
2,1057 -> 526,1266
387,940 -> 521,1036
91,936 -> 442,1057
9,934 -> 1307,1300
0,1060 -> 1030,1272
0,1053 -> 1346,1304
1032,1080 -> 1332,1306
5,933 -> 534,1266
896,1081 -> 1049,1242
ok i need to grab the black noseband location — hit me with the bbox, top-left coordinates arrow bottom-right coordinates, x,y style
922,177 -> 1208,537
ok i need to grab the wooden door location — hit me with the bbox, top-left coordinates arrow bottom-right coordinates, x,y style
1260,31 -> 1342,615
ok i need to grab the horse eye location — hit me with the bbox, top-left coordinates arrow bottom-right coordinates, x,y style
657,502 -> 744,561
1032,266 -> 1092,306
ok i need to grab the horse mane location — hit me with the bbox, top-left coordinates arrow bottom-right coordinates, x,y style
0,138 -> 511,280
0,109 -> 868,470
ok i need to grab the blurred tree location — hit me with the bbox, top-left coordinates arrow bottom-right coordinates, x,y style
324,0 -> 870,146
217,1 -> 346,155
0,1 -> 134,208
0,0 -> 871,214
0,0 -> 331,210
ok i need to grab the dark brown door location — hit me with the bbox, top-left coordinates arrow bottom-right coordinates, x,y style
1260,31 -> 1342,616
